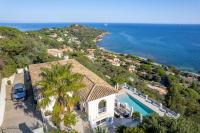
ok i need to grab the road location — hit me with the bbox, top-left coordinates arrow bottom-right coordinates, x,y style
0,73 -> 43,133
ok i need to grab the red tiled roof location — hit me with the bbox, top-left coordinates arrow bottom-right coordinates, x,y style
29,59 -> 118,102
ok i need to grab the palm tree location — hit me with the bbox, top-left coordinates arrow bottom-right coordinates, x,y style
37,64 -> 85,128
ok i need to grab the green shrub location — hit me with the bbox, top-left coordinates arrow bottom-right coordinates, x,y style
64,112 -> 77,127
52,104 -> 61,127
132,112 -> 140,118
44,110 -> 52,116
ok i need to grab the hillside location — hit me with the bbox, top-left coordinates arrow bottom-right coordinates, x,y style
0,26 -> 56,77
0,25 -> 200,133
0,25 -> 105,77
28,24 -> 105,49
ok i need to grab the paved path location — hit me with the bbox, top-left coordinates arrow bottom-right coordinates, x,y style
73,111 -> 92,133
0,80 -> 43,133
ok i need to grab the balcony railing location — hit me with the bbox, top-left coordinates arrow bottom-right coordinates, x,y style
98,107 -> 107,114
119,83 -> 180,119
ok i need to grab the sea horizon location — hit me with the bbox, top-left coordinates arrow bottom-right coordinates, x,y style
1,23 -> 200,73
1,21 -> 200,24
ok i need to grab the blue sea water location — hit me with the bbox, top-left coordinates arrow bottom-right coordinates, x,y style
1,23 -> 200,72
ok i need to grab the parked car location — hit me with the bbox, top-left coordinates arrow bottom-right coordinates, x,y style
12,83 -> 26,101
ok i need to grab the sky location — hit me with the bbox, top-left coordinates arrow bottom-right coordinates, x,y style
0,0 -> 200,24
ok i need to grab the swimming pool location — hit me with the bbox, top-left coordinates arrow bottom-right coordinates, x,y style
116,94 -> 154,116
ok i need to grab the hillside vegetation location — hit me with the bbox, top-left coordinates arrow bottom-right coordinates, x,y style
28,24 -> 104,49
0,26 -> 57,77
0,25 -> 200,133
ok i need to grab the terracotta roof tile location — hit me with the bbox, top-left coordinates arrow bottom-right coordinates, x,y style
29,59 -> 118,102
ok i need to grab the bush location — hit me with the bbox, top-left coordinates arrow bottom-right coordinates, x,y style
64,112 -> 77,127
52,104 -> 61,127
132,112 -> 140,118
93,126 -> 108,133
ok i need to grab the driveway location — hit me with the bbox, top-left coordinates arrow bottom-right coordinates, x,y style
0,73 -> 43,133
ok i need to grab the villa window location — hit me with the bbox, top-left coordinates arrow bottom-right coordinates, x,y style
96,118 -> 107,126
98,100 -> 107,114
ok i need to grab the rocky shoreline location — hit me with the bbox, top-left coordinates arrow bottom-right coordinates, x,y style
97,32 -> 200,78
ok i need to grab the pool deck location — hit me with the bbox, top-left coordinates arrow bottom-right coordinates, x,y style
117,88 -> 165,117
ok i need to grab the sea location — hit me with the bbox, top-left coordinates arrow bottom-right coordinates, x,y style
0,23 -> 200,73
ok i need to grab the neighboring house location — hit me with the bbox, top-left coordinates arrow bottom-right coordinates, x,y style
68,37 -> 81,45
146,82 -> 168,95
57,37 -> 64,42
28,59 -> 118,129
124,59 -> 133,63
47,48 -> 72,59
48,34 -> 57,38
47,49 -> 63,58
87,55 -> 96,61
0,35 -> 5,39
128,65 -> 136,72
62,47 -> 74,52
86,49 -> 96,61
106,58 -> 121,66
87,49 -> 96,55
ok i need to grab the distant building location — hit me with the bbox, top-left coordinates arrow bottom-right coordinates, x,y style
57,37 -> 64,42
87,49 -> 96,61
62,47 -> 74,52
0,35 -> 5,39
128,65 -> 136,72
68,37 -> 81,44
47,49 -> 63,58
87,49 -> 96,55
47,48 -> 73,58
48,34 -> 57,38
106,58 -> 121,66
146,82 -> 167,95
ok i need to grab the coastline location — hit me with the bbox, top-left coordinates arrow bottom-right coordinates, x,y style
97,33 -> 200,77
1,23 -> 199,74
1,23 -> 199,77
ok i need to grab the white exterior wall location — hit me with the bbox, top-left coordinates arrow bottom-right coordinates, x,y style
41,96 -> 56,112
0,74 -> 15,126
87,94 -> 116,128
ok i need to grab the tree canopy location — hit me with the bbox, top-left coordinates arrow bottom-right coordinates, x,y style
37,64 -> 85,128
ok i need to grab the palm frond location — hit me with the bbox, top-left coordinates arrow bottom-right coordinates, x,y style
36,63 -> 85,127
38,97 -> 51,108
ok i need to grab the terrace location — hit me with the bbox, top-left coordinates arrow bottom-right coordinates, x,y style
118,83 -> 180,119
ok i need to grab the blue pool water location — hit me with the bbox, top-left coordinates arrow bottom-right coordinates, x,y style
117,94 -> 154,116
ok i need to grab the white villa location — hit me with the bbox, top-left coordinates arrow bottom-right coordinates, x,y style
28,59 -> 180,132
28,59 -> 118,129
